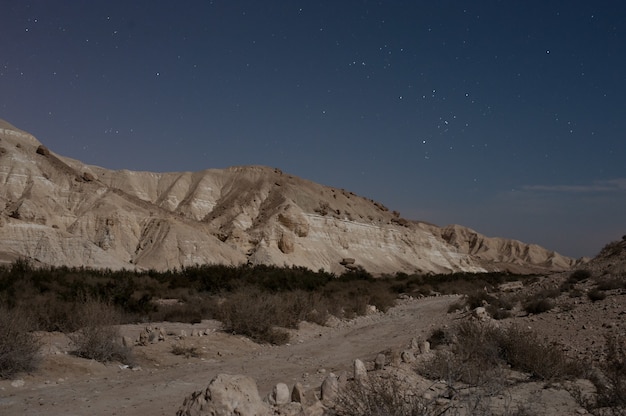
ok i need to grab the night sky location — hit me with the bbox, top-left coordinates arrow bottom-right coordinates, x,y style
2,1 -> 625,259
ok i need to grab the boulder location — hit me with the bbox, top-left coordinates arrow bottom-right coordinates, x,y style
320,373 -> 339,403
375,353 -> 386,370
176,374 -> 271,416
353,359 -> 368,382
268,382 -> 290,405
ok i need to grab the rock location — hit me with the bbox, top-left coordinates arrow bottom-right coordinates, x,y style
269,382 -> 290,405
180,330 -> 187,339
35,145 -> 50,156
409,337 -> 419,350
320,373 -> 339,403
291,382 -> 306,404
418,341 -> 430,354
122,336 -> 134,348
472,306 -> 490,321
138,331 -> 148,346
353,358 -> 368,382
401,350 -> 416,364
176,373 -> 270,416
10,379 -> 25,388
191,329 -> 200,337
375,353 -> 386,370
391,351 -> 402,367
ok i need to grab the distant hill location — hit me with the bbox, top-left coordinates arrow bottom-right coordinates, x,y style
0,119 -> 578,274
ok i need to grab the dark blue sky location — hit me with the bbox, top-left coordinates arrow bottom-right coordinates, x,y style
2,1 -> 625,258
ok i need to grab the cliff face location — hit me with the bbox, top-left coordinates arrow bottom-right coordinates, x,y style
0,120 -> 577,274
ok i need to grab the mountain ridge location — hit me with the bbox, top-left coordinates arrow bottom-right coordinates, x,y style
0,119 -> 579,274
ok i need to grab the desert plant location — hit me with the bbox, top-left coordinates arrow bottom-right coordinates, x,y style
523,297 -> 554,314
496,325 -> 583,380
68,299 -> 133,364
595,333 -> 626,409
587,288 -> 607,302
569,269 -> 591,283
216,289 -> 292,345
0,307 -> 40,379
171,343 -> 201,358
332,375 -> 438,416
420,322 -> 582,384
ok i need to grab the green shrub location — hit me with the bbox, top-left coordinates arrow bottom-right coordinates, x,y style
0,307 -> 40,379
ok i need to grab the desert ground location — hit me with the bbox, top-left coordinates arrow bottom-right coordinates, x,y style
1,266 -> 625,415
0,295 -> 456,415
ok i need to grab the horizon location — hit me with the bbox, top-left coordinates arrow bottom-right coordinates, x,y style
2,1 -> 625,258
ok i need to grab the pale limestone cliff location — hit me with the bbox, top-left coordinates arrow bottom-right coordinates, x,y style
0,119 -> 577,274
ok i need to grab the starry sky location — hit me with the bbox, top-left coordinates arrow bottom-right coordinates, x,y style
2,1 -> 625,259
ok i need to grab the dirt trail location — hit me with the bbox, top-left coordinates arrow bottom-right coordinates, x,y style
0,296 -> 459,416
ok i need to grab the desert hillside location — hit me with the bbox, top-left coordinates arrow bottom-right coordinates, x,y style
0,119 -> 576,274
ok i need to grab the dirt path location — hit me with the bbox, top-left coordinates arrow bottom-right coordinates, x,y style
0,296 -> 459,416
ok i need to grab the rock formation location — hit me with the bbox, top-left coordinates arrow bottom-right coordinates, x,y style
0,119 -> 577,274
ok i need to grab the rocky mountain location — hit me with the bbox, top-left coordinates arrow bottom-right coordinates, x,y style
0,119 -> 577,274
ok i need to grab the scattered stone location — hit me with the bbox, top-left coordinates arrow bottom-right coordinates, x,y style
401,350 -> 416,364
410,337 -> 419,350
138,331 -> 149,346
291,382 -> 306,404
320,373 -> 338,403
122,336 -> 134,348
390,351 -> 402,367
472,306 -> 490,321
375,353 -> 386,370
11,379 -> 25,388
269,382 -> 290,405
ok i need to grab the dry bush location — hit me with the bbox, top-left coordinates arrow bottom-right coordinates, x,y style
68,299 -> 134,364
569,269 -> 592,283
332,375 -> 437,416
595,333 -> 626,409
171,343 -> 201,358
0,307 -> 40,379
588,288 -> 607,302
523,297 -> 554,314
497,325 -> 583,381
216,288 -> 292,345
420,321 -> 582,385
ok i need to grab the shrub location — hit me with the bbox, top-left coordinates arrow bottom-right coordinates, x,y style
596,278 -> 625,291
0,307 -> 40,379
587,288 -> 607,302
171,343 -> 201,358
332,375 -> 434,416
569,269 -> 591,283
595,334 -> 626,408
419,322 -> 582,385
68,299 -> 134,364
496,325 -> 583,380
216,289 -> 292,345
523,298 -> 554,314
